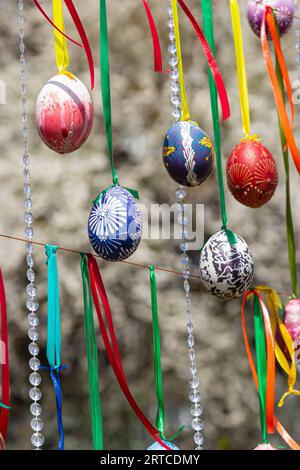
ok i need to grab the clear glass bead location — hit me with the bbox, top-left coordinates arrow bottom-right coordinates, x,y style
30,402 -> 42,417
190,363 -> 197,375
27,283 -> 37,297
23,168 -> 30,181
169,57 -> 178,68
186,322 -> 193,334
187,334 -> 194,348
26,254 -> 34,267
29,357 -> 40,371
29,372 -> 41,386
180,242 -> 189,253
168,44 -> 177,55
24,212 -> 33,224
26,241 -> 33,253
170,81 -> 180,93
28,313 -> 39,327
29,387 -> 42,401
176,187 -> 187,200
27,268 -> 35,282
23,154 -> 30,166
195,446 -> 202,451
181,255 -> 189,266
28,342 -> 39,356
24,226 -> 33,239
189,348 -> 195,361
192,418 -> 204,432
167,19 -> 174,29
194,432 -> 204,446
24,183 -> 31,196
190,376 -> 200,389
31,418 -> 44,432
170,70 -> 179,81
191,404 -> 203,417
184,280 -> 190,294
31,433 -> 44,448
172,109 -> 181,120
26,298 -> 39,312
182,269 -> 190,280
169,31 -> 175,42
28,327 -> 39,341
189,390 -> 202,403
177,213 -> 188,225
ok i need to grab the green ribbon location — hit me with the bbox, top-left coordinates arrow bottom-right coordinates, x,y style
148,266 -> 184,442
100,0 -> 119,185
81,255 -> 103,450
273,23 -> 298,297
201,0 -> 236,246
45,245 -> 61,368
253,294 -> 268,444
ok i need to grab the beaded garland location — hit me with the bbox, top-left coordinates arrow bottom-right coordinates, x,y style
200,230 -> 254,301
163,121 -> 214,187
88,186 -> 142,262
36,73 -> 94,154
226,139 -> 278,208
247,0 -> 295,38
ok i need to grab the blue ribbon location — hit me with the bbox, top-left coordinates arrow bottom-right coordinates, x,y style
44,245 -> 65,450
0,402 -> 10,410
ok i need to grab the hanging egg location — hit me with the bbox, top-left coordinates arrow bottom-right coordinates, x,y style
88,186 -> 142,262
226,139 -> 278,208
284,298 -> 300,343
147,440 -> 179,450
247,0 -> 295,38
199,230 -> 254,301
162,121 -> 214,187
254,443 -> 277,450
36,73 -> 94,154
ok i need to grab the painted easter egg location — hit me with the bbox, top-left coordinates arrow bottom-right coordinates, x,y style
226,139 -> 278,208
247,0 -> 295,38
88,186 -> 142,262
147,440 -> 179,450
162,121 -> 214,187
284,298 -> 300,342
254,443 -> 277,450
199,230 -> 254,301
36,73 -> 94,154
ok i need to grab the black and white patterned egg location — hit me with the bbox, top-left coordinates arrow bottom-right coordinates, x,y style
199,230 -> 254,301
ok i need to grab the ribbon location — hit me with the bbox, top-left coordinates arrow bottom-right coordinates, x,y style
177,0 -> 230,122
44,245 -> 65,451
0,269 -> 9,442
86,254 -> 171,450
229,0 -> 251,138
241,289 -> 300,450
201,0 -> 236,245
80,255 -> 103,450
32,0 -> 83,47
274,52 -> 298,297
255,286 -> 300,407
142,1 -> 163,72
53,0 -> 69,74
261,7 -> 300,175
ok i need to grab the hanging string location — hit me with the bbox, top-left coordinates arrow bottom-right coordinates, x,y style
53,0 -> 69,74
201,0 -> 236,245
229,0 -> 252,139
241,289 -> 300,450
0,269 -> 10,442
261,7 -> 300,174
80,255 -> 103,451
42,245 -> 66,451
86,254 -> 171,450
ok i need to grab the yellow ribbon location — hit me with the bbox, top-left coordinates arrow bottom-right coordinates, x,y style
256,286 -> 300,407
229,0 -> 251,137
53,0 -> 69,74
171,0 -> 190,121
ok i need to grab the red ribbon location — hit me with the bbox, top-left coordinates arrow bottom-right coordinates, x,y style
142,0 -> 163,72
0,270 -> 9,441
177,0 -> 230,121
63,0 -> 95,90
32,0 -> 83,48
87,255 -> 170,450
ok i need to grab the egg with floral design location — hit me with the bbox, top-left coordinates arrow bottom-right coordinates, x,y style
226,139 -> 278,208
88,186 -> 142,262
163,121 -> 214,187
247,0 -> 295,39
199,230 -> 254,301
254,443 -> 277,450
36,73 -> 94,154
147,440 -> 179,450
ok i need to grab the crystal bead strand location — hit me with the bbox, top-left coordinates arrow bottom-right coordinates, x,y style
18,0 -> 44,450
295,0 -> 300,82
168,1 -> 204,450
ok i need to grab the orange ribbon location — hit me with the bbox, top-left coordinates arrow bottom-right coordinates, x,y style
261,7 -> 300,175
241,289 -> 300,450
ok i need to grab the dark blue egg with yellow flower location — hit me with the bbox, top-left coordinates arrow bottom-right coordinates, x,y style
162,121 -> 214,187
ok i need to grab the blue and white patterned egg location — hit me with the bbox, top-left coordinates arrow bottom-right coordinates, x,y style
88,186 -> 142,262
163,121 -> 214,187
199,230 -> 254,301
147,440 -> 179,451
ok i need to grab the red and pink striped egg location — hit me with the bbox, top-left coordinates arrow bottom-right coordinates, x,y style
35,73 -> 94,154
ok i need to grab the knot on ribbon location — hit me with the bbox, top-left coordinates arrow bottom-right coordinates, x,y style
278,388 -> 300,408
221,226 -> 237,246
45,245 -> 58,264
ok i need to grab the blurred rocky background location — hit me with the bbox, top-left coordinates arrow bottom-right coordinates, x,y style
0,0 -> 299,450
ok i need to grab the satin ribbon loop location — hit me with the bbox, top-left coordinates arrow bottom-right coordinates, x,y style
53,0 -> 69,74
142,1 -> 163,72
